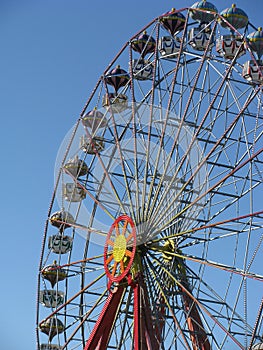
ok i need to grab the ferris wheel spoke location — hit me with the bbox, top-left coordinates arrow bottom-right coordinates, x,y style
62,286 -> 109,349
81,104 -> 136,219
143,111 -> 174,221
106,102 -> 139,222
150,92 -> 261,232
63,160 -> 120,225
146,253 -> 227,349
120,219 -> 128,235
148,210 -> 263,279
152,255 -> 246,349
179,22 -> 217,120
83,128 -> 129,217
114,223 -> 121,237
125,250 -> 133,258
120,260 -> 125,273
142,18 -> 189,221
153,79 -> 258,227
173,147 -> 262,230
145,221 -> 263,346
111,262 -> 118,277
152,246 -> 263,281
144,255 -> 192,349
144,53 -> 213,221
125,232 -> 134,243
140,24 -> 160,176
57,254 -> 105,269
106,254 -> 114,265
248,298 -> 263,349
107,239 -> 115,247
146,58 -> 249,227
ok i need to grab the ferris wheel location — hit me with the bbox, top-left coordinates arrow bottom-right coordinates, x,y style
36,2 -> 263,349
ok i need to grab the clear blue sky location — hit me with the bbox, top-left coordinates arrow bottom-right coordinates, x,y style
1,0 -> 263,349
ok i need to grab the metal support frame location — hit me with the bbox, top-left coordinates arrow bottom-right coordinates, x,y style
133,273 -> 160,350
84,285 -> 125,350
84,273 -> 161,350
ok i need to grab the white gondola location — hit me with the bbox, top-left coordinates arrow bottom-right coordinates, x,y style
252,344 -> 263,350
243,60 -> 263,85
189,26 -> 215,51
40,345 -> 63,350
131,59 -> 153,80
158,36 -> 182,57
39,290 -> 64,308
48,234 -> 73,254
216,35 -> 245,59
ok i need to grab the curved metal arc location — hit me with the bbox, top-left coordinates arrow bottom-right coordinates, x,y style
38,118 -> 82,274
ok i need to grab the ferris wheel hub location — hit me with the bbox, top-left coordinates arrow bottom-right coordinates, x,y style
104,215 -> 136,284
113,234 -> 127,262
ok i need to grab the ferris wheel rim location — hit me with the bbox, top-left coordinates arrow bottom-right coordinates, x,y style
37,3 -> 263,350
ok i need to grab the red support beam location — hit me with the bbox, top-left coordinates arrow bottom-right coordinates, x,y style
84,285 -> 126,350
133,273 -> 160,350
181,285 -> 211,350
84,273 -> 164,350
